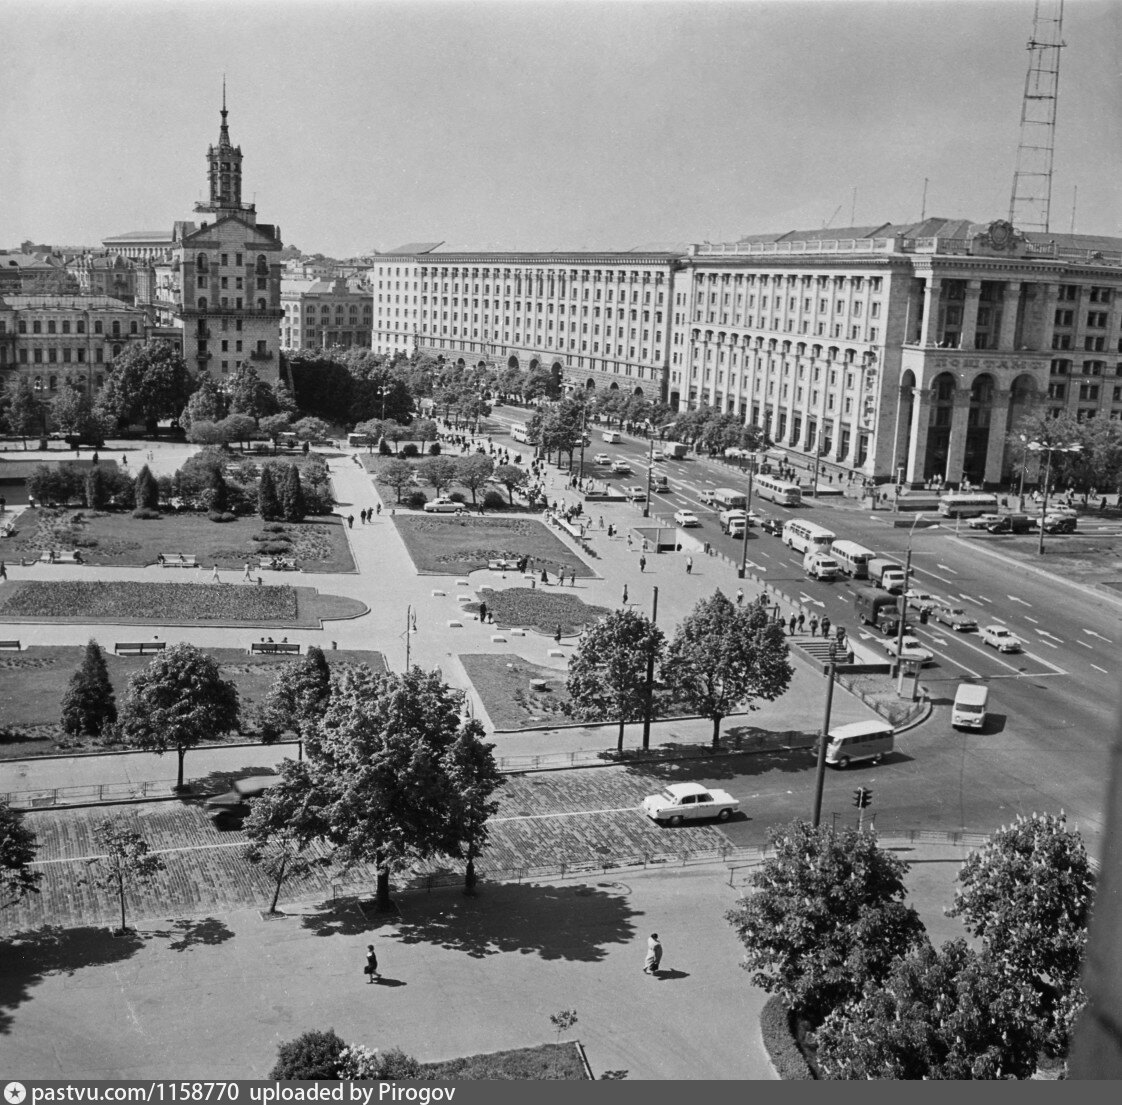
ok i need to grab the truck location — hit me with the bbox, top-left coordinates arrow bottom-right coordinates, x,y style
664,442 -> 689,459
853,587 -> 903,634
867,556 -> 907,593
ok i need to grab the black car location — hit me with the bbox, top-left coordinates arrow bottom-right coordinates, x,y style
760,516 -> 783,536
205,775 -> 280,826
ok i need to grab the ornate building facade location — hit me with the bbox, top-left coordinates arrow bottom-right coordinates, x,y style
281,277 -> 373,350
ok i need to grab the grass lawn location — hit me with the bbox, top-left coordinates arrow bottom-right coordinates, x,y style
459,653 -> 574,729
2,508 -> 354,573
393,514 -> 592,577
0,645 -> 386,755
420,1042 -> 588,1080
0,581 -> 366,628
469,587 -> 610,635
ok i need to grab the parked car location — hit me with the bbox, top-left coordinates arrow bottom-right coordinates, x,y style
931,604 -> 977,631
879,635 -> 933,664
205,775 -> 281,826
423,497 -> 466,513
641,782 -> 740,826
967,513 -> 1003,530
980,624 -> 1023,652
674,509 -> 700,527
593,453 -> 611,465
624,485 -> 647,501
611,460 -> 632,474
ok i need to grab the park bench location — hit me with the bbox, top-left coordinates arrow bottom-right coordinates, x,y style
0,640 -> 21,651
158,553 -> 198,568
249,641 -> 301,655
114,641 -> 167,656
259,556 -> 298,571
39,550 -> 83,564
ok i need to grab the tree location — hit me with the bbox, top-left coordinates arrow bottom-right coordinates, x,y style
95,340 -> 194,434
25,268 -> 80,295
182,374 -> 224,428
440,724 -> 504,894
207,468 -> 230,513
243,766 -> 320,914
418,455 -> 458,497
353,418 -> 385,445
287,352 -> 354,424
279,464 -> 306,521
0,802 -> 42,907
377,458 -> 415,504
270,1029 -> 347,1080
293,416 -> 332,442
946,812 -> 1093,1055
260,412 -> 293,449
337,1045 -> 421,1080
257,464 -> 281,520
412,418 -> 439,447
118,644 -> 240,789
186,420 -> 229,447
50,383 -> 104,443
60,639 -> 117,739
383,420 -> 413,454
84,465 -> 109,510
726,820 -> 928,1025
454,453 -> 494,505
228,362 -> 281,425
81,817 -> 167,933
133,464 -> 159,511
663,593 -> 792,747
219,413 -> 257,449
258,646 -> 332,747
303,666 -> 478,910
816,940 -> 1041,1080
1006,410 -> 1084,491
566,610 -> 666,751
1075,416 -> 1122,494
493,463 -> 527,505
4,377 -> 46,447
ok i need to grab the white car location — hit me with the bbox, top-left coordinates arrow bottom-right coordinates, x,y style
905,589 -> 938,612
593,453 -> 611,465
967,513 -> 1003,530
624,485 -> 647,501
674,509 -> 700,527
651,449 -> 666,461
611,460 -> 632,474
880,635 -> 933,664
641,782 -> 740,826
423,497 -> 465,513
980,624 -> 1022,653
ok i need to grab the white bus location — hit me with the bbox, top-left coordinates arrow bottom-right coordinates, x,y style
782,518 -> 837,553
754,473 -> 802,506
511,424 -> 539,445
829,539 -> 876,579
938,492 -> 999,518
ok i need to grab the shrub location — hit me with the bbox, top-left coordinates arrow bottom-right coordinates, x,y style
448,491 -> 466,503
270,1029 -> 347,1080
256,541 -> 291,555
482,490 -> 506,511
251,531 -> 291,544
207,510 -> 236,523
264,522 -> 287,533
60,639 -> 117,739
401,442 -> 420,458
403,491 -> 428,510
428,442 -> 442,455
131,508 -> 162,520
338,1045 -> 422,1080
759,996 -> 814,1080
379,439 -> 393,456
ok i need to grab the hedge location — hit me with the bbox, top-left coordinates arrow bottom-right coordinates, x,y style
759,995 -> 815,1080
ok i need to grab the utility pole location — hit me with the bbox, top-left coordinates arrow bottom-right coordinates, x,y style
641,586 -> 659,751
812,641 -> 838,828
404,604 -> 417,670
737,461 -> 755,579
643,437 -> 653,518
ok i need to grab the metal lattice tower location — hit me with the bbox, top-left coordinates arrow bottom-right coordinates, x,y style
1008,0 -> 1066,233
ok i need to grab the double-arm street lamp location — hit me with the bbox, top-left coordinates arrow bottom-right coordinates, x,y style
1028,439 -> 1082,555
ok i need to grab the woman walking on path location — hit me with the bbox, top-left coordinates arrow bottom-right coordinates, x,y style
364,944 -> 379,983
643,933 -> 663,975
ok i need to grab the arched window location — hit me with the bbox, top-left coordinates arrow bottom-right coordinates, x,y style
197,253 -> 209,272
94,321 -> 103,335
111,321 -> 120,337
256,254 -> 268,275
48,375 -> 58,391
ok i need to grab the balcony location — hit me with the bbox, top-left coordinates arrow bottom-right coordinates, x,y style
248,350 -> 274,362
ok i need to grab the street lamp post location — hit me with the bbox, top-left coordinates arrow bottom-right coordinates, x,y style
812,641 -> 839,828
641,586 -> 659,751
1028,439 -> 1082,555
1017,434 -> 1029,512
893,513 -> 928,683
643,437 -> 653,518
737,459 -> 756,579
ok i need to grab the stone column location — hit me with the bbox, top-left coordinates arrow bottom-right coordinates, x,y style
905,386 -> 933,484
983,388 -> 1012,485
998,282 -> 1022,350
944,389 -> 972,484
960,280 -> 983,350
918,277 -> 942,347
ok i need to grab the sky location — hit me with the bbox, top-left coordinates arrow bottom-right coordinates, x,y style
2,0 -> 1120,257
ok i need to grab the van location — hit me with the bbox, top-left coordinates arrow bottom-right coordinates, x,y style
653,473 -> 670,491
803,551 -> 840,580
829,539 -> 875,579
867,556 -> 906,593
601,430 -> 622,443
825,720 -> 894,768
951,683 -> 989,730
853,587 -> 902,634
713,488 -> 747,511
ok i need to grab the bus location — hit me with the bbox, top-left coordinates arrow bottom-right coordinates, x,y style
753,473 -> 802,506
938,492 -> 999,519
829,539 -> 875,579
782,518 -> 837,553
347,431 -> 376,448
512,424 -> 539,445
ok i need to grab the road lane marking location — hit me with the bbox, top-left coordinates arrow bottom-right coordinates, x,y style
1019,650 -> 1067,675
913,627 -> 1028,676
913,565 -> 956,585
1092,664 -> 1110,674
1035,629 -> 1063,642
978,595 -> 993,603
1008,595 -> 1031,606
799,593 -> 826,608
1084,629 -> 1113,644
937,564 -> 958,574
1036,638 -> 1058,649
1024,615 -> 1039,624
1078,641 -> 1093,649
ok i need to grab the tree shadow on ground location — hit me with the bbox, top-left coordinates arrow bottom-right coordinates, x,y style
617,744 -> 813,783
300,897 -> 380,938
391,879 -> 638,962
142,917 -> 236,952
0,924 -> 145,1035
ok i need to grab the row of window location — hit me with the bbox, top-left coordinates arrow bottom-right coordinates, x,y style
1,318 -> 138,336
16,345 -> 118,364
1051,334 -> 1119,351
1054,309 -> 1115,328
195,252 -> 269,274
1049,359 -> 1122,377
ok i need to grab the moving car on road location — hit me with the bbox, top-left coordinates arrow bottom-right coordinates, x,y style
932,604 -> 977,631
206,775 -> 281,826
966,513 -> 1004,530
423,497 -> 466,513
879,635 -> 933,664
759,516 -> 783,536
673,509 -> 700,527
624,486 -> 647,501
1037,513 -> 1077,534
611,460 -> 632,474
593,453 -> 611,465
641,782 -> 740,826
980,624 -> 1022,652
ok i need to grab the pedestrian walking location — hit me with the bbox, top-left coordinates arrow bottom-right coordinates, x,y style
685,555 -> 693,574
347,514 -> 354,529
643,933 -> 663,975
243,562 -> 252,582
541,568 -> 549,585
0,561 -> 6,581
599,516 -> 605,530
639,555 -> 647,573
735,588 -> 744,605
821,615 -> 831,638
376,503 -> 382,515
809,614 -> 819,636
363,944 -> 379,983
797,612 -> 805,633
627,533 -> 633,549
835,624 -> 846,644
788,613 -> 796,635
554,624 -> 562,644
211,564 -> 220,583
622,584 -> 629,605
479,601 -> 488,623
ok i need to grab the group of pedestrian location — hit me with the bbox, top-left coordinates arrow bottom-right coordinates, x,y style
356,506 -> 382,524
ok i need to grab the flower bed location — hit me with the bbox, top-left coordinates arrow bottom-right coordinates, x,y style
0,580 -> 298,622
469,587 -> 609,636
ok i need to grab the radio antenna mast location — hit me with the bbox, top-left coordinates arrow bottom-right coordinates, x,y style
1008,0 -> 1066,233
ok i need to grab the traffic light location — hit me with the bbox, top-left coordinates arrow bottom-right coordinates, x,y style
852,787 -> 873,809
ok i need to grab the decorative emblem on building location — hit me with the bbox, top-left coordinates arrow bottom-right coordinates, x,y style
983,219 -> 1015,250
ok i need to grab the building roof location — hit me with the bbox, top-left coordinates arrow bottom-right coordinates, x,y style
0,294 -> 140,311
382,241 -> 445,255
103,230 -> 173,242
0,252 -> 64,270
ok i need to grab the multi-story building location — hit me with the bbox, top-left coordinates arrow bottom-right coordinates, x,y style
153,92 -> 285,383
0,252 -> 74,294
369,245 -> 679,397
66,253 -> 136,303
281,277 -> 373,351
0,294 -> 149,394
101,230 -> 175,262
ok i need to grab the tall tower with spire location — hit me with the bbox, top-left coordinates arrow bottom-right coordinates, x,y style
196,79 -> 255,223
